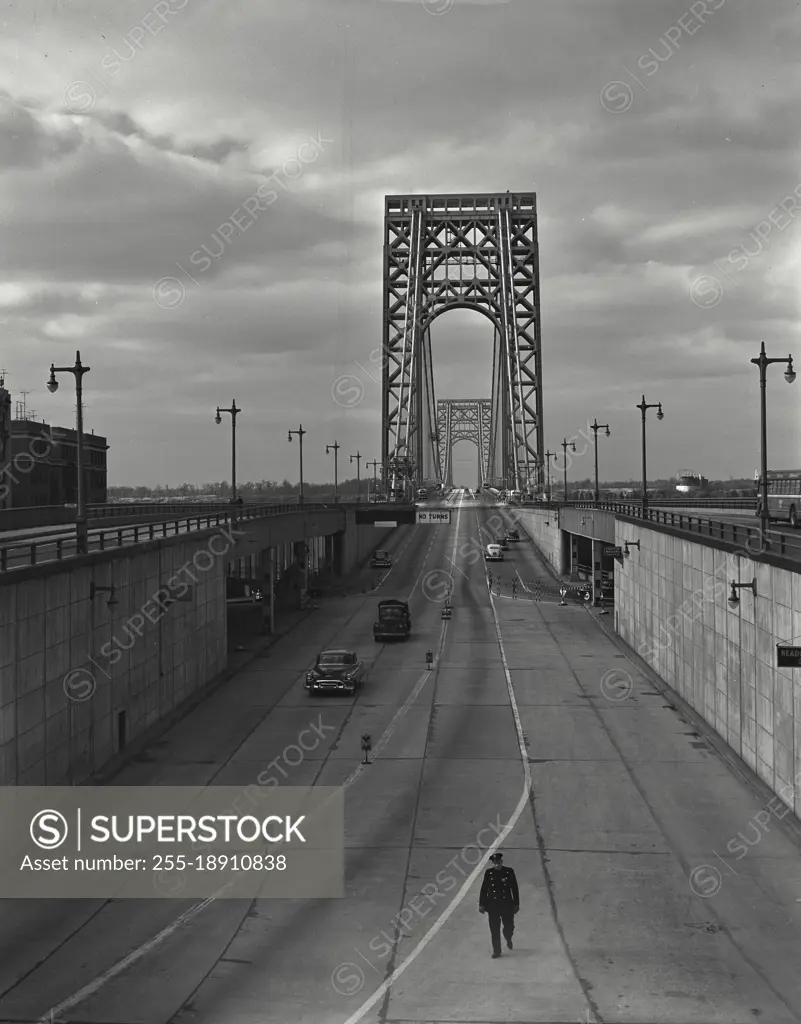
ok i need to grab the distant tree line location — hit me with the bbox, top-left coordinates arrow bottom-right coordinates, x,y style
107,477 -> 368,500
109,475 -> 758,500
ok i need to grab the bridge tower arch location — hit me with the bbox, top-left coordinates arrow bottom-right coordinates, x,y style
381,192 -> 544,496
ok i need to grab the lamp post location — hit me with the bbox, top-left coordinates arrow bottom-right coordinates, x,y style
544,450 -> 557,502
561,438 -> 576,501
366,459 -> 380,502
47,350 -> 90,554
751,342 -> 795,536
215,400 -> 241,521
350,451 -> 361,502
636,396 -> 663,515
589,419 -> 611,502
325,441 -> 340,502
287,425 -> 306,503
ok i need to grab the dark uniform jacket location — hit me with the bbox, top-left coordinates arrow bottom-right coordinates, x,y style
479,866 -> 519,909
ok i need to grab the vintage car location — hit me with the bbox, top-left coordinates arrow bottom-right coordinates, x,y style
373,599 -> 411,641
305,650 -> 365,695
506,529 -> 520,542
484,543 -> 504,562
369,549 -> 393,569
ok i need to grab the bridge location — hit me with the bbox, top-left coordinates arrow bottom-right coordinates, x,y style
2,192 -> 801,1023
382,193 -> 543,496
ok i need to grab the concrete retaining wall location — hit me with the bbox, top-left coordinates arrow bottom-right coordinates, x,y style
0,528 -> 229,786
0,506 -> 75,530
506,507 -> 564,574
615,521 -> 801,817
0,509 -> 400,786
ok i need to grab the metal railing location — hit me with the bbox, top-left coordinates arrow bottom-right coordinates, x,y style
0,501 -> 342,572
522,497 -> 757,510
512,498 -> 801,560
86,497 -> 364,518
581,502 -> 801,560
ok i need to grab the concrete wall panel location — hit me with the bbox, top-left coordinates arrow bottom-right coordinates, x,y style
615,521 -> 801,820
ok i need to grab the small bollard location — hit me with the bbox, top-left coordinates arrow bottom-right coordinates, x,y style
361,733 -> 372,765
426,650 -> 434,670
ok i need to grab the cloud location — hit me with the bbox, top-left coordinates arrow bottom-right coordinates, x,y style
0,0 -> 798,487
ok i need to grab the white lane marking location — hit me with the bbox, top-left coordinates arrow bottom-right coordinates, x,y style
339,504 -> 532,1024
371,524 -> 420,592
42,511 -> 447,1020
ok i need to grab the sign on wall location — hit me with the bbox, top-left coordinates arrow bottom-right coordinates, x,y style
776,646 -> 801,668
416,510 -> 451,524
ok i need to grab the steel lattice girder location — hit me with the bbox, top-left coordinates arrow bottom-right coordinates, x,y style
381,193 -> 544,491
437,399 -> 492,484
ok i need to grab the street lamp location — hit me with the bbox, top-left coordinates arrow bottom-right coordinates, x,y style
636,396 -> 663,515
589,419 -> 611,502
544,450 -> 557,502
366,459 -> 380,502
350,451 -> 361,501
215,401 -> 241,520
561,438 -> 576,501
47,350 -> 90,554
287,425 -> 306,503
325,441 -> 340,502
751,342 -> 795,537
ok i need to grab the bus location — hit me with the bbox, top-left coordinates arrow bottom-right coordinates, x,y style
757,470 -> 801,527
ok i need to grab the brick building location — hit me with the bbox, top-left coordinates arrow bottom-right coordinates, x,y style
0,415 -> 108,508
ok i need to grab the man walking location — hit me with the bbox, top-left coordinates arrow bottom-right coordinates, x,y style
478,851 -> 519,958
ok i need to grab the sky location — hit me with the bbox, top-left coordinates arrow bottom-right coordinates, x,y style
0,0 -> 799,489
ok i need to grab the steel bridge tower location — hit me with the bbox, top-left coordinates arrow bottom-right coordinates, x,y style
381,192 -> 543,495
437,399 -> 492,487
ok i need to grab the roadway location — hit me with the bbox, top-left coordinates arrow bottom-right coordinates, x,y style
2,491 -> 801,1022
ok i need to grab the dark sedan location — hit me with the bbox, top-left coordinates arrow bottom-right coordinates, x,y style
369,550 -> 393,568
305,650 -> 365,695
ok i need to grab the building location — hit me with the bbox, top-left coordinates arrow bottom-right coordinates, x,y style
0,415 -> 108,509
675,469 -> 708,494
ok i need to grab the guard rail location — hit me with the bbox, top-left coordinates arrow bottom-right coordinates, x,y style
582,502 -> 801,560
86,498 -> 363,518
521,498 -> 758,510
0,501 -> 340,572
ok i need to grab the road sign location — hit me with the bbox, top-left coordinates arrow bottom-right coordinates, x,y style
416,509 -> 451,524
373,521 -> 397,528
777,646 -> 801,667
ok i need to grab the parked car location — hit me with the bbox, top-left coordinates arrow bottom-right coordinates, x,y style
305,650 -> 364,695
370,550 -> 393,569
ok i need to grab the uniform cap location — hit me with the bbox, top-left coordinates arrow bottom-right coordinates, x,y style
489,852 -> 503,863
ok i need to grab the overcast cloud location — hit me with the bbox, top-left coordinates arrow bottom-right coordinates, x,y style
0,0 -> 799,487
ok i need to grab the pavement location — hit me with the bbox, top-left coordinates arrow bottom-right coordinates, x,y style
1,491 -> 801,1023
